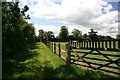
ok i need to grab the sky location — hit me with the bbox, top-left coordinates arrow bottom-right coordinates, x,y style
18,0 -> 120,38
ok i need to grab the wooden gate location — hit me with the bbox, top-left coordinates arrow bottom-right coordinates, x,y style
71,49 -> 120,75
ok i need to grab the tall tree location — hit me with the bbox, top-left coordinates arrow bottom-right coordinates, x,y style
58,26 -> 69,42
23,24 -> 35,43
38,29 -> 44,42
82,34 -> 90,40
38,30 -> 55,42
2,2 -> 35,57
88,29 -> 98,41
46,31 -> 55,41
72,28 -> 82,41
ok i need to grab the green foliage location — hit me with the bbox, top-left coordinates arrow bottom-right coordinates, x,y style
58,26 -> 69,42
46,31 -> 55,41
38,29 -> 55,41
23,24 -> 35,43
116,34 -> 120,40
88,29 -> 98,41
38,29 -> 44,41
3,42 -> 119,79
71,28 -> 82,41
2,2 -> 36,58
80,29 -> 114,41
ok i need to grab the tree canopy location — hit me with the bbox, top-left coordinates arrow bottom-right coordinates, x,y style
71,28 -> 82,41
58,26 -> 69,42
38,29 -> 55,42
2,2 -> 36,58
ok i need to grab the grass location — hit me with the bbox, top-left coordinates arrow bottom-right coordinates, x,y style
2,42 -> 120,79
51,42 -> 120,77
71,49 -> 120,76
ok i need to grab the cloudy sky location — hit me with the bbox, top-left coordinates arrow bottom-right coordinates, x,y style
19,0 -> 120,38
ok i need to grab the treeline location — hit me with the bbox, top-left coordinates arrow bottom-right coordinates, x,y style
38,26 -> 120,42
2,2 -> 37,58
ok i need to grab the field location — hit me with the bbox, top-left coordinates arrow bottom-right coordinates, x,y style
70,40 -> 119,50
71,49 -> 120,76
2,42 -> 120,79
49,42 -> 120,77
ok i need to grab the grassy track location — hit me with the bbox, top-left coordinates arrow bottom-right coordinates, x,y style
2,42 -> 120,79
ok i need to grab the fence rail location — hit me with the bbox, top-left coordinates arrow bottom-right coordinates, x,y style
46,42 -> 71,64
70,40 -> 120,51
45,41 -> 120,75
71,49 -> 120,75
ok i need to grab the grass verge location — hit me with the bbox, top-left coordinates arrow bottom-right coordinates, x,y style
2,42 -> 120,79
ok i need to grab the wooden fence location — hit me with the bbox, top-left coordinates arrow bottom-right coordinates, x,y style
46,41 -> 120,75
70,40 -> 120,51
71,49 -> 120,75
46,42 -> 71,64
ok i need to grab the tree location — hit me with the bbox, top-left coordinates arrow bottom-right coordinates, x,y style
104,36 -> 113,40
2,2 -> 35,58
38,29 -> 44,42
72,28 -> 82,41
88,29 -> 98,41
46,31 -> 55,41
38,30 -> 55,41
116,34 -> 120,40
69,35 -> 74,40
58,26 -> 69,42
82,34 -> 90,40
23,24 -> 35,43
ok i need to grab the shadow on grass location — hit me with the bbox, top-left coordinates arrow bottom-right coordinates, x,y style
2,43 -> 120,79
32,62 -> 119,79
2,44 -> 40,78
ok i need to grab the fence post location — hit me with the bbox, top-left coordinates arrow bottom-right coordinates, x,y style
58,43 -> 61,57
118,40 -> 120,51
92,41 -> 94,49
66,43 -> 71,64
51,42 -> 53,52
77,41 -> 78,48
75,41 -> 76,48
109,40 -> 111,49
79,42 -> 81,48
98,41 -> 100,49
84,41 -> 86,49
113,40 -> 116,49
95,41 -> 97,49
105,40 -> 108,49
73,42 -> 74,48
102,41 -> 104,49
86,41 -> 88,49
54,43 -> 56,53
81,41 -> 83,48
90,41 -> 91,49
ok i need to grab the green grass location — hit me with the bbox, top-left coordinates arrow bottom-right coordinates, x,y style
71,49 -> 120,77
2,42 -> 120,79
52,42 -> 120,77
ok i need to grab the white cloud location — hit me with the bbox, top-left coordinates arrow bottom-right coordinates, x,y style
20,0 -> 119,38
34,23 -> 117,38
34,24 -> 61,36
34,24 -> 92,37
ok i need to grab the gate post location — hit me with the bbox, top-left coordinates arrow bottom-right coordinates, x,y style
66,43 -> 71,64
54,43 -> 56,53
58,43 -> 61,57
